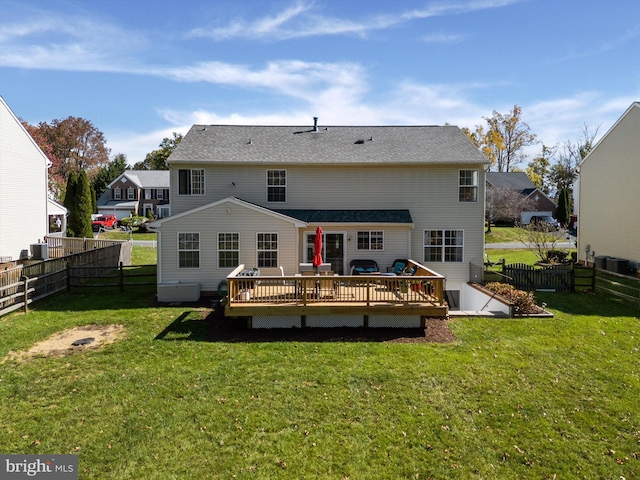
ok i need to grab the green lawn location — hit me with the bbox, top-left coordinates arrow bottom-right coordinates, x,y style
1,285 -> 638,479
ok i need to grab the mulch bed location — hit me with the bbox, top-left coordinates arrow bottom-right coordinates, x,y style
203,302 -> 455,344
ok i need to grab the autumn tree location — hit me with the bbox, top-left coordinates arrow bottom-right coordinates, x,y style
133,132 -> 182,170
526,144 -> 556,195
37,116 -> 110,182
550,124 -> 599,195
463,105 -> 537,172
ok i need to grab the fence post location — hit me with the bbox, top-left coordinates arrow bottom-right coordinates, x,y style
66,261 -> 71,293
119,262 -> 124,292
22,276 -> 29,313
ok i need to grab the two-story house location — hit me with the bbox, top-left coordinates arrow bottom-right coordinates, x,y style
0,96 -> 53,263
97,170 -> 170,220
486,171 -> 557,224
577,102 -> 639,272
151,120 -> 489,312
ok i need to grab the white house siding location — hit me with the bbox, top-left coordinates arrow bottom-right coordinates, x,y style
169,163 -> 485,296
157,199 -> 299,293
578,103 -> 640,266
0,97 -> 48,261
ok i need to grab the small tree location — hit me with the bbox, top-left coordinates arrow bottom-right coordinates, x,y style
517,223 -> 561,264
486,186 -> 537,231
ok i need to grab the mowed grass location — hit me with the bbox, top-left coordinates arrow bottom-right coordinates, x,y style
1,284 -> 638,479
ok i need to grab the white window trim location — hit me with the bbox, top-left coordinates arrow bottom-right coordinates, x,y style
178,169 -> 206,196
356,230 -> 384,251
256,232 -> 279,268
156,189 -> 164,200
458,169 -> 479,203
127,187 -> 136,200
177,232 -> 201,269
113,187 -> 121,200
423,229 -> 464,263
217,232 -> 240,269
266,169 -> 287,203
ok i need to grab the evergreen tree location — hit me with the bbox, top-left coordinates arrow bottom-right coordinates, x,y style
556,188 -> 571,227
64,172 -> 78,237
75,170 -> 94,238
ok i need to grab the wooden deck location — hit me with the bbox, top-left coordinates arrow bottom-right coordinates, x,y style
224,260 -> 448,322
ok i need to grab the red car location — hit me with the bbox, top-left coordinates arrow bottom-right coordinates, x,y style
92,214 -> 118,231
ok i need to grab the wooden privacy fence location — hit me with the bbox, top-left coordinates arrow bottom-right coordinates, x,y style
0,243 -> 143,317
502,263 -> 574,292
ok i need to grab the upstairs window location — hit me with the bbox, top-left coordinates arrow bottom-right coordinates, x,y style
178,233 -> 200,268
267,170 -> 286,203
424,230 -> 463,262
459,170 -> 478,202
113,187 -> 122,200
357,231 -> 384,250
144,189 -> 152,200
257,233 -> 278,268
127,187 -> 136,200
179,169 -> 205,195
156,189 -> 164,200
218,233 -> 239,268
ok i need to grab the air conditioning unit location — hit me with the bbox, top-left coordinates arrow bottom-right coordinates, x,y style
30,243 -> 49,260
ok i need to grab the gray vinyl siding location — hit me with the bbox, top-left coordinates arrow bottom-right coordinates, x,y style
157,199 -> 299,292
167,163 -> 485,290
578,103 -> 640,265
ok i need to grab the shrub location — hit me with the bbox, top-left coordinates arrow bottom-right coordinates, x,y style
484,282 -> 541,315
120,215 -> 148,228
545,249 -> 569,264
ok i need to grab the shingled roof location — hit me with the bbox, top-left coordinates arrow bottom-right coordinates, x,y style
272,209 -> 413,224
168,124 -> 488,166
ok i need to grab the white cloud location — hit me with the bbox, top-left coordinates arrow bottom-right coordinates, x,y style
188,0 -> 522,41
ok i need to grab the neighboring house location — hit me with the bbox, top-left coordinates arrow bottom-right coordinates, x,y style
97,170 -> 170,220
0,96 -> 51,262
577,102 -> 639,271
486,171 -> 557,222
151,120 -> 489,309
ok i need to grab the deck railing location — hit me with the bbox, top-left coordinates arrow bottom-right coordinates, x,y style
227,260 -> 445,307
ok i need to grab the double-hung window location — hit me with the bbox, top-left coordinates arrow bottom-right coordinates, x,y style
113,187 -> 122,200
144,189 -> 152,200
356,231 -> 384,250
179,169 -> 205,195
127,187 -> 136,200
178,233 -> 200,268
267,170 -> 286,203
257,233 -> 278,268
218,233 -> 239,268
424,230 -> 463,262
459,170 -> 478,202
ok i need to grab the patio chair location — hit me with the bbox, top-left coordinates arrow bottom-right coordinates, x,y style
317,272 -> 338,299
386,259 -> 409,274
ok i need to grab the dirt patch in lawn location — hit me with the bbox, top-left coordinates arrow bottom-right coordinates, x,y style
3,324 -> 125,362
